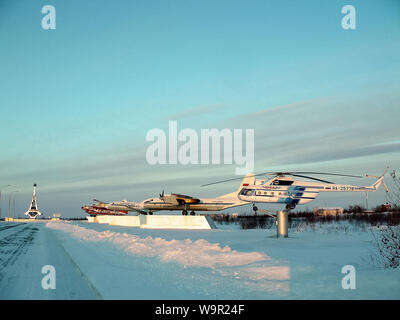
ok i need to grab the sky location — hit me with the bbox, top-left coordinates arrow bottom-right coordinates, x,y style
0,0 -> 399,217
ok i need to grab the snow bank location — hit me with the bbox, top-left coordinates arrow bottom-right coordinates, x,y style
46,222 -> 270,268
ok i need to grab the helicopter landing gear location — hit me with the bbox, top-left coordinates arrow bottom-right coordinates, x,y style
285,203 -> 296,211
252,204 -> 258,216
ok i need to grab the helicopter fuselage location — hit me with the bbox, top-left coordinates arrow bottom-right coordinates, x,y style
237,176 -> 379,206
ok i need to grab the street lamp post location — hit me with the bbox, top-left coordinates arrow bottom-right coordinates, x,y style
12,192 -> 19,219
0,184 -> 12,201
8,190 -> 18,219
0,185 -> 14,219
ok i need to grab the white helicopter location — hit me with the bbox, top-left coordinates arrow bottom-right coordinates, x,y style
201,167 -> 389,212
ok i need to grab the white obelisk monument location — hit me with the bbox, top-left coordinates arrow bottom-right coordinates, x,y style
24,183 -> 42,219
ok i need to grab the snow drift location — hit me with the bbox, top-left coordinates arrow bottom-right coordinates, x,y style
46,221 -> 270,268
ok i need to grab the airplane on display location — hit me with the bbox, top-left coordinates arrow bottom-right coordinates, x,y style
81,168 -> 389,216
81,199 -> 129,216
103,184 -> 249,216
81,178 -> 251,216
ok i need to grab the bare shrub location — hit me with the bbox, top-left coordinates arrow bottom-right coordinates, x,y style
387,170 -> 400,206
371,225 -> 400,268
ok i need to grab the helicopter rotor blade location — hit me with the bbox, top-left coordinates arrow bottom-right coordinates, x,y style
247,171 -> 362,178
200,175 -> 253,187
288,172 -> 363,178
200,171 -> 362,187
290,174 -> 334,184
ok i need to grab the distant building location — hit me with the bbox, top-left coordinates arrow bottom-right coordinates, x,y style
380,203 -> 392,212
51,213 -> 61,221
313,207 -> 344,216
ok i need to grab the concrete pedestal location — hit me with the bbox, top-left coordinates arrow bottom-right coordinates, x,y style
139,215 -> 217,230
85,214 -> 217,230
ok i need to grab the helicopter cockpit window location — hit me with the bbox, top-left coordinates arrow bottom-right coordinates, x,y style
272,180 -> 294,186
240,188 -> 254,196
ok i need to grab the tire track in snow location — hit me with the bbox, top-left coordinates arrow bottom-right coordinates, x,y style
0,223 -> 26,233
0,222 -> 102,299
0,224 -> 39,282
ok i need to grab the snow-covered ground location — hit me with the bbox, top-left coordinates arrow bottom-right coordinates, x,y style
0,220 -> 399,299
0,222 -> 98,299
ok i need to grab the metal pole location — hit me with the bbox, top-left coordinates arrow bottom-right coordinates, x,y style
8,191 -> 18,219
8,193 -> 11,218
12,193 -> 18,219
0,184 -> 9,201
0,185 -> 13,219
277,210 -> 288,238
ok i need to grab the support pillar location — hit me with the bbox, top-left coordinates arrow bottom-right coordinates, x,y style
276,210 -> 288,237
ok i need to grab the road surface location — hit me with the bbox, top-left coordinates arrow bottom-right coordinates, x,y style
0,222 -> 100,299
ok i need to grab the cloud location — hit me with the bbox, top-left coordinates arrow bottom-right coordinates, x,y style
223,92 -> 400,170
249,98 -> 325,117
164,103 -> 227,120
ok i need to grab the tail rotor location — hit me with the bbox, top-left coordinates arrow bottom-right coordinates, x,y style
366,166 -> 389,192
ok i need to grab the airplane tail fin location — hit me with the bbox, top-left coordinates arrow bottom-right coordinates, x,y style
218,173 -> 255,199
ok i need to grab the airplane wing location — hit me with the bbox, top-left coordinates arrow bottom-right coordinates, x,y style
93,199 -> 108,206
161,193 -> 201,205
